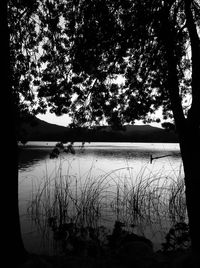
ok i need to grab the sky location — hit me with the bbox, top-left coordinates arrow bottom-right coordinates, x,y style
37,112 -> 71,127
37,111 -> 162,128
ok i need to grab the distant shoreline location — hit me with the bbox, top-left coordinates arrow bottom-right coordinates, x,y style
19,118 -> 179,143
18,141 -> 180,149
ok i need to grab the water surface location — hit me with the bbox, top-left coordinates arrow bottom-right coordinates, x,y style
18,142 -> 182,254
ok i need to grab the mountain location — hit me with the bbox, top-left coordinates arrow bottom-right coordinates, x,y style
19,117 -> 178,143
19,117 -> 70,142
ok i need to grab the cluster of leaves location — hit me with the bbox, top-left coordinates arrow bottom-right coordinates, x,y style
8,0 -> 41,117
162,222 -> 191,252
49,141 -> 75,158
8,0 -> 199,128
48,218 -> 107,257
48,219 -> 153,258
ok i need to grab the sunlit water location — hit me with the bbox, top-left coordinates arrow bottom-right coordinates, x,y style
18,142 -> 182,254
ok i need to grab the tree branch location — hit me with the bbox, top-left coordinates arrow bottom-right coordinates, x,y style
185,0 -> 200,126
160,9 -> 186,133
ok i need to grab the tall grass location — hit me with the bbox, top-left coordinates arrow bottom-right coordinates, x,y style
27,157 -> 187,246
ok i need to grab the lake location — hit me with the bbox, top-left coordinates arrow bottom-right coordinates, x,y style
18,142 -> 183,254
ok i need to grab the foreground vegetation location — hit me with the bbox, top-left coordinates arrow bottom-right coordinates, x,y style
25,155 -> 191,264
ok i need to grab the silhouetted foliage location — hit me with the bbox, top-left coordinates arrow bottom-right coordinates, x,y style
7,0 -> 41,141
50,141 -> 75,158
48,219 -> 153,260
8,1 -> 199,128
161,122 -> 176,132
162,222 -> 191,252
8,0 -> 200,260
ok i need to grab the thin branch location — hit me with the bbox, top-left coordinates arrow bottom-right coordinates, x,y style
185,0 -> 200,125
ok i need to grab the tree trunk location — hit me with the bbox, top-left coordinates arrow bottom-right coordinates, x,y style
2,1 -> 28,265
183,0 -> 200,260
179,126 -> 200,259
160,3 -> 200,264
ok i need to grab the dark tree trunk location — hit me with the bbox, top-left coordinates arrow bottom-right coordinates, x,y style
179,126 -> 200,258
2,1 -> 28,265
183,0 -> 200,260
161,2 -> 200,264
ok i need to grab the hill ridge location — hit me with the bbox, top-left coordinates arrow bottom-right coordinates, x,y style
20,117 -> 178,143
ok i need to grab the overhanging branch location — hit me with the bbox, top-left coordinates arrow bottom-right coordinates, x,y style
185,0 -> 200,126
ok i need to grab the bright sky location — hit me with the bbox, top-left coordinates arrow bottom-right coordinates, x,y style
37,111 -> 162,127
37,112 -> 71,127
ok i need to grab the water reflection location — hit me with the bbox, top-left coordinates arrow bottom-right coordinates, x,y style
18,142 -> 180,171
18,147 -> 51,170
18,142 -> 182,255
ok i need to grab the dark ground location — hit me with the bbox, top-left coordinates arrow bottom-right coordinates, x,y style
17,221 -> 200,268
19,249 -> 196,268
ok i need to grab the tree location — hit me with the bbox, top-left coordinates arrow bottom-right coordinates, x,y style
8,0 -> 42,137
36,0 -> 200,260
5,0 -> 41,264
2,0 -> 29,265
8,0 -> 200,264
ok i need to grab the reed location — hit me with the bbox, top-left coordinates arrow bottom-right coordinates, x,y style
27,157 -> 187,246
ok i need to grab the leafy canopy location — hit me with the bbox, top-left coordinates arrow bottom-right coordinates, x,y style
8,0 -> 200,128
